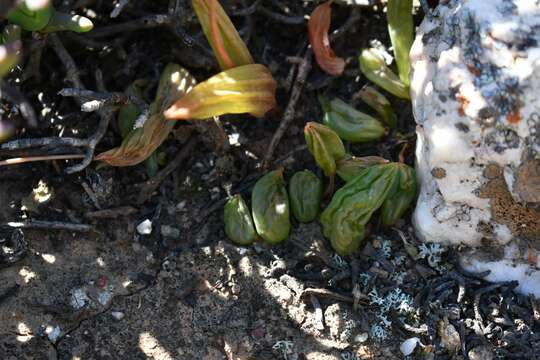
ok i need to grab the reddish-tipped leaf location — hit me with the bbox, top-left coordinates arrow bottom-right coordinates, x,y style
308,1 -> 345,76
164,64 -> 277,120
192,0 -> 253,70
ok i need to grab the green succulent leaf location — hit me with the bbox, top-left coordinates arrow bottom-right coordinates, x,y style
7,0 -> 93,33
319,95 -> 386,143
224,194 -> 257,245
321,164 -> 399,255
380,163 -> 416,226
7,1 -> 53,31
42,12 -> 94,33
359,48 -> 410,99
251,169 -> 290,244
387,0 -> 413,87
358,86 -> 397,129
304,122 -> 346,177
336,155 -> 389,182
289,170 -> 323,223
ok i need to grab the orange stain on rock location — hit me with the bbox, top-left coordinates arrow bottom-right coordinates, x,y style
506,111 -> 521,124
456,94 -> 469,117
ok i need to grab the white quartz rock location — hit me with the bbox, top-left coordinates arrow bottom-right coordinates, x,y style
410,0 -> 540,295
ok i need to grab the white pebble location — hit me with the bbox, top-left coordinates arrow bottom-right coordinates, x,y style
136,219 -> 152,235
111,311 -> 125,320
400,337 -> 420,356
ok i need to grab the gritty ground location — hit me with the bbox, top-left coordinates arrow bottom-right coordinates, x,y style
1,1 -> 540,360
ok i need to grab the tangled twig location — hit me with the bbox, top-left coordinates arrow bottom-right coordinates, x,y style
2,34 -> 117,174
59,87 -> 149,126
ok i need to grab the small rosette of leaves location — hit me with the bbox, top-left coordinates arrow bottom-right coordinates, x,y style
183,0 -> 277,120
7,0 -> 93,33
192,0 -> 253,70
358,86 -> 397,129
251,169 -> 290,244
289,170 -> 323,223
380,163 -> 416,226
359,48 -> 409,99
224,194 -> 257,245
321,164 -> 399,255
387,0 -> 413,87
96,64 -> 197,166
304,122 -> 345,178
308,1 -> 345,76
336,155 -> 389,182
164,64 -> 277,120
319,96 -> 386,143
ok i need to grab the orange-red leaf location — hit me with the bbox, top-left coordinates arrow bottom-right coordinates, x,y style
164,64 -> 277,120
308,1 -> 345,76
192,0 -> 253,70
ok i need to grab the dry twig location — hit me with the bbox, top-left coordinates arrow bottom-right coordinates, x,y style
5,220 -> 94,232
84,206 -> 138,219
0,154 -> 85,167
110,0 -> 131,18
262,49 -> 312,168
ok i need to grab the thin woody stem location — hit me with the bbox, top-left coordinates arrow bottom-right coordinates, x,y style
0,154 -> 85,166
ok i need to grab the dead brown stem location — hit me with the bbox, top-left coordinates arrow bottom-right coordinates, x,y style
0,154 -> 85,166
262,49 -> 312,168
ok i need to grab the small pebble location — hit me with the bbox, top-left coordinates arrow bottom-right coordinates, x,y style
136,219 -> 152,235
201,246 -> 212,256
111,311 -> 125,321
400,337 -> 420,356
45,325 -> 61,343
355,332 -> 369,343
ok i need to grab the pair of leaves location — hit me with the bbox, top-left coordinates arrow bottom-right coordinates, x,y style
321,163 -> 416,255
358,0 -> 413,99
164,0 -> 277,121
225,169 -> 291,246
